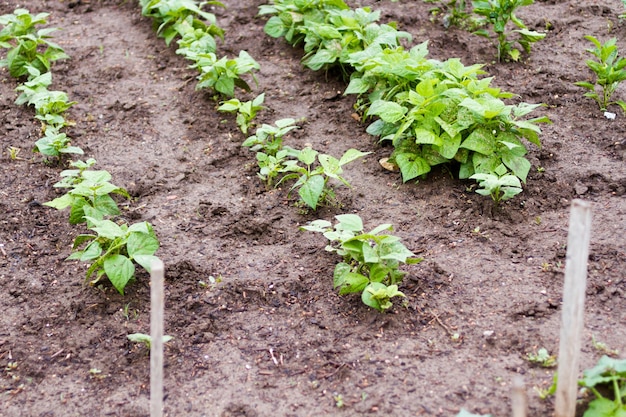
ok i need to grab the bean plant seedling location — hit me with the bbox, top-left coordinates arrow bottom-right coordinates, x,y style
574,35 -> 626,113
127,333 -> 173,350
217,92 -> 265,134
68,219 -> 161,295
526,347 -> 557,368
579,356 -> 626,417
278,147 -> 370,210
242,117 -> 300,156
472,0 -> 545,62
470,163 -> 523,207
424,0 -> 476,29
44,161 -> 131,225
0,9 -> 69,78
301,214 -> 421,311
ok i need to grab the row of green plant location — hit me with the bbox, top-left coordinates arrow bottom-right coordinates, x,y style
137,1 -> 417,312
0,9 -> 81,158
0,9 -> 160,295
139,0 -> 259,97
259,0 -> 550,206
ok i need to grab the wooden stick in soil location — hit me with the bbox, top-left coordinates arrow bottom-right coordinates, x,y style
511,376 -> 527,417
150,259 -> 165,417
555,200 -> 592,417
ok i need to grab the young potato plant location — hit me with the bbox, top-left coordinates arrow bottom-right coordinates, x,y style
471,0 -> 545,62
579,356 -> 626,417
470,163 -> 522,207
0,9 -> 69,78
44,160 -> 131,225
218,92 -> 265,134
69,219 -> 160,295
301,214 -> 421,312
574,36 -> 626,113
278,147 -> 370,210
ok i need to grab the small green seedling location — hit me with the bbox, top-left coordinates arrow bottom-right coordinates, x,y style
256,148 -> 296,188
192,50 -> 260,97
127,333 -> 173,350
470,164 -> 523,207
68,219 -> 160,295
218,92 -> 265,134
424,0 -> 475,29
579,356 -> 626,417
574,35 -> 626,113
34,129 -> 83,157
44,161 -> 130,225
301,214 -> 421,311
472,0 -> 545,61
243,118 -> 299,156
592,335 -> 620,357
0,8 -> 69,78
279,147 -> 370,210
526,347 -> 557,368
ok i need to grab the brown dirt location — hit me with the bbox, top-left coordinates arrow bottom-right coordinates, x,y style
0,0 -> 625,416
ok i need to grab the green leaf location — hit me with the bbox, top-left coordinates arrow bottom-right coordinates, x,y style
395,152 -> 431,182
338,148 -> 370,166
335,214 -> 363,232
127,232 -> 159,258
460,128 -> 496,155
85,218 -> 126,240
104,254 -> 135,295
298,174 -> 325,209
367,100 -> 408,123
133,255 -> 161,273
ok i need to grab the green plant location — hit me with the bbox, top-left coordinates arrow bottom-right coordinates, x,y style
526,347 -> 557,367
424,0 -> 475,29
472,0 -> 546,61
0,9 -> 69,78
68,219 -> 160,295
243,117 -> 299,155
279,147 -> 370,209
301,214 -> 421,311
579,356 -> 626,417
44,161 -> 131,224
256,148 -> 296,188
34,129 -> 83,157
7,146 -> 22,160
470,164 -> 523,207
574,36 -> 626,113
139,0 -> 224,46
592,335 -> 620,357
191,50 -> 260,97
127,333 -> 173,349
218,92 -> 265,134
621,0 -> 626,19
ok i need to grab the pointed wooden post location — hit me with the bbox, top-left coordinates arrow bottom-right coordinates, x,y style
555,200 -> 592,417
150,259 -> 165,417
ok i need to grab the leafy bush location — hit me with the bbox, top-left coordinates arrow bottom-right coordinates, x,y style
0,8 -> 68,78
302,214 -> 421,312
579,356 -> 626,417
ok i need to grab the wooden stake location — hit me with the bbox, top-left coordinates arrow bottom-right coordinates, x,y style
511,376 -> 527,417
555,200 -> 592,417
150,259 -> 165,417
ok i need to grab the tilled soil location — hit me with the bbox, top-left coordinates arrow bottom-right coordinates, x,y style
0,0 -> 625,416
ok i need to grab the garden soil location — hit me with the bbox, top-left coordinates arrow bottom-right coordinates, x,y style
0,0 -> 625,416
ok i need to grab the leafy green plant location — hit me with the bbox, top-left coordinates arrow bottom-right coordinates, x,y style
191,50 -> 260,97
526,347 -> 557,368
68,219 -> 160,295
301,214 -> 421,311
256,148 -> 295,188
34,129 -> 83,157
0,8 -> 69,78
278,147 -> 370,209
242,117 -> 299,155
44,161 -> 130,224
579,356 -> 626,417
127,333 -> 173,350
470,164 -> 522,207
472,0 -> 545,61
218,92 -> 265,134
574,35 -> 626,113
424,0 -> 475,29
139,0 -> 224,46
